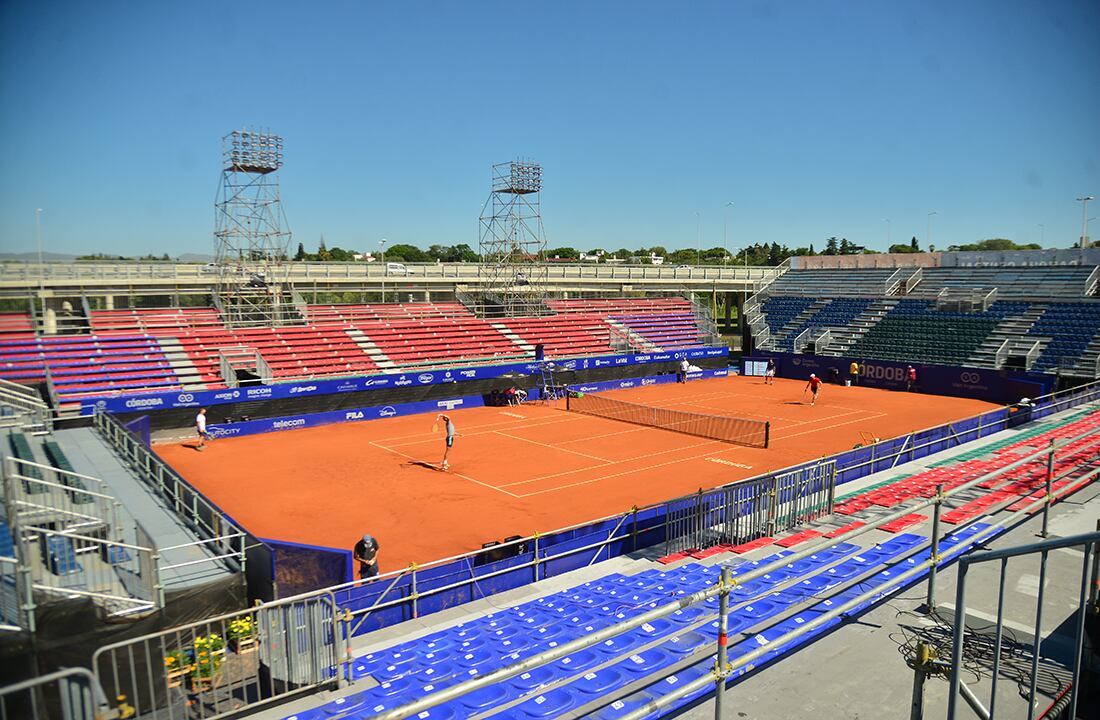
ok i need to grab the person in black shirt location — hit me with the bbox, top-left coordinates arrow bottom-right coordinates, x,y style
353,534 -> 380,580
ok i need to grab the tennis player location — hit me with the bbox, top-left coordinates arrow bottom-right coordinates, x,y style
195,408 -> 212,451
436,413 -> 456,470
765,358 -> 776,385
804,373 -> 823,406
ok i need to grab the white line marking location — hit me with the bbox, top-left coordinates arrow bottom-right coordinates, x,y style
367,440 -> 520,498
502,439 -> 723,489
493,430 -> 613,462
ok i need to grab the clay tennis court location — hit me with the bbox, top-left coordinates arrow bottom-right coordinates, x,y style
156,375 -> 998,569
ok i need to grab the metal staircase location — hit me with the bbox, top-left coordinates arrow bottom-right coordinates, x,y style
762,299 -> 829,352
968,304 -> 1048,369
819,298 -> 898,356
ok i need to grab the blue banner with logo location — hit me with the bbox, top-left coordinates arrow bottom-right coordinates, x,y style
202,367 -> 731,440
746,352 -> 1052,405
82,346 -> 729,415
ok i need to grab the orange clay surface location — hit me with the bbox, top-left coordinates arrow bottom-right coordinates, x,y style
156,375 -> 998,569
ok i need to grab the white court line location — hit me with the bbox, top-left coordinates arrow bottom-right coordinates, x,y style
557,425 -> 648,444
367,440 -> 521,499
384,415 -> 582,448
513,409 -> 889,498
770,411 -> 888,442
500,438 -> 722,488
492,430 -> 613,463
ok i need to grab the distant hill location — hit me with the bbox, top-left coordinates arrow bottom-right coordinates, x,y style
0,251 -> 217,263
0,251 -> 78,262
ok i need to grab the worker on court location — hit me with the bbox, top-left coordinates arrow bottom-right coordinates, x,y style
437,413 -> 456,470
804,373 -> 823,406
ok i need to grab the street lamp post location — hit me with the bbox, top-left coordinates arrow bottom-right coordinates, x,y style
884,218 -> 891,248
1078,196 -> 1094,248
926,211 -> 937,249
723,201 -> 734,267
35,208 -> 44,295
379,238 -> 387,303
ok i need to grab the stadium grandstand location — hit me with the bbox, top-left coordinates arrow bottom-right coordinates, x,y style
1,248 -> 1099,720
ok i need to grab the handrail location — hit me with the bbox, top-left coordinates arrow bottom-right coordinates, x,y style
883,267 -> 904,295
1084,264 -> 1099,296
905,266 -> 924,293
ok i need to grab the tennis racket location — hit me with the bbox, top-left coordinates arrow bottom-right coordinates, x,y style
432,421 -> 439,433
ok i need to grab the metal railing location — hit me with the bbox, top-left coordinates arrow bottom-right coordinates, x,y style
0,260 -> 780,285
366,424 -> 1099,720
0,379 -> 51,433
2,456 -> 162,617
946,530 -> 1100,720
92,590 -> 344,720
993,338 -> 1009,368
0,667 -> 114,720
0,554 -> 31,631
906,266 -> 924,293
884,267 -> 904,295
92,411 -> 247,574
1084,264 -> 1098,296
664,460 -> 836,556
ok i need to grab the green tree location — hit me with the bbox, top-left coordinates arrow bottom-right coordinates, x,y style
547,247 -> 580,260
889,243 -> 917,254
824,237 -> 839,255
767,242 -> 782,265
317,237 -> 331,262
328,246 -> 352,262
838,238 -> 852,255
910,236 -> 920,252
294,242 -> 307,261
384,244 -> 428,262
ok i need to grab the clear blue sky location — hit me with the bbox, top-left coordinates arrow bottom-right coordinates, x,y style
1,1 -> 1098,258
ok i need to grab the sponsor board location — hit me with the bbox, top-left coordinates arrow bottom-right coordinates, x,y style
83,345 -> 731,415
197,369 -> 735,440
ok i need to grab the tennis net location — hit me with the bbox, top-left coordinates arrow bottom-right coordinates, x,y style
565,392 -> 770,448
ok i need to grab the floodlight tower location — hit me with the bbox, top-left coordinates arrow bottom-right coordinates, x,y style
476,160 -> 549,317
213,128 -> 292,327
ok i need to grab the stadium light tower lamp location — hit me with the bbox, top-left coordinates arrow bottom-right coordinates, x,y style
926,211 -> 937,248
1078,196 -> 1094,248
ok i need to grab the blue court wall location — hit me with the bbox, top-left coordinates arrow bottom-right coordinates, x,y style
745,351 -> 1053,405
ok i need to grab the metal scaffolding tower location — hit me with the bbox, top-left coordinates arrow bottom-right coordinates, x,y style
473,160 -> 550,318
213,128 -> 294,327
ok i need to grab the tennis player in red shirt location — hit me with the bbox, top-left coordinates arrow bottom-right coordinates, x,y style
804,373 -> 823,406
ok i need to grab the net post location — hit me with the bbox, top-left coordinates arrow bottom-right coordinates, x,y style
564,389 -> 570,411
764,421 -> 770,449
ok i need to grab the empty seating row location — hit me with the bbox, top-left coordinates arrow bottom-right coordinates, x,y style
907,266 -> 1096,299
850,299 -> 1007,365
498,314 -> 615,357
290,522 -> 997,720
774,297 -> 874,351
306,302 -> 474,324
767,269 -> 899,296
549,298 -> 694,315
90,307 -> 226,335
353,318 -> 522,366
1029,303 -> 1100,372
612,313 -> 705,349
0,313 -> 35,339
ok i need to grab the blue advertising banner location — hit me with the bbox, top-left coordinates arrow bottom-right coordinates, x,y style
744,352 -> 1052,405
202,367 -> 731,441
82,346 -> 729,415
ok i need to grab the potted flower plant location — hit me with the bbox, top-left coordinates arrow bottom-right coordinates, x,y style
189,634 -> 225,689
163,649 -> 193,688
227,616 -> 257,653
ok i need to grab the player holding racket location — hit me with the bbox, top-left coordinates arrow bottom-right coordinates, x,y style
803,373 -> 822,406
435,413 -> 456,470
